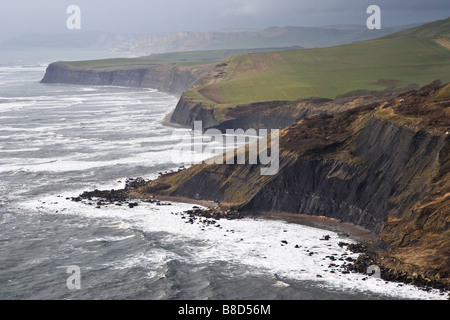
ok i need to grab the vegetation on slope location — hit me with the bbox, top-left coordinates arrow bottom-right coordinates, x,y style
189,37 -> 450,106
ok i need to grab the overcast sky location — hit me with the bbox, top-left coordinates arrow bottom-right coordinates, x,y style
0,0 -> 449,39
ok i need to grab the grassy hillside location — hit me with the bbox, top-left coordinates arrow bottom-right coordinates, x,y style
382,17 -> 450,38
188,19 -> 450,107
58,47 -> 302,70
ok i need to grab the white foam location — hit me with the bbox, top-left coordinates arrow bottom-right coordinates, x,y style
19,196 -> 448,300
0,148 -> 41,153
0,100 -> 37,112
77,88 -> 99,92
85,235 -> 135,243
0,148 -> 190,174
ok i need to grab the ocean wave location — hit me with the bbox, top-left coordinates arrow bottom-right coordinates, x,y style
85,235 -> 135,243
18,196 -> 447,300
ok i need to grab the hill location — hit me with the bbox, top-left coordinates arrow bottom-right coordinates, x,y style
40,47 -> 301,96
194,37 -> 449,104
56,47 -> 303,69
170,18 -> 450,128
382,17 -> 450,38
113,25 -> 414,54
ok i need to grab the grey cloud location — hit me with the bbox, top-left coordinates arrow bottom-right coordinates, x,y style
0,0 -> 448,40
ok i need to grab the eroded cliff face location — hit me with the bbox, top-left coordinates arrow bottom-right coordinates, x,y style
170,91 -> 396,131
41,62 -> 207,96
152,109 -> 445,235
169,94 -> 219,128
243,116 -> 444,234
139,82 -> 450,279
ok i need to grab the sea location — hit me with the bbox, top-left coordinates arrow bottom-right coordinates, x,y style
0,48 -> 447,300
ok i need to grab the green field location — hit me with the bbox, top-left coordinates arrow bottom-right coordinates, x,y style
60,47 -> 302,70
192,34 -> 450,105
188,18 -> 450,106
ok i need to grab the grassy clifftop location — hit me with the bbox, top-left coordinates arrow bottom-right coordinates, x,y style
51,47 -> 303,70
189,37 -> 450,108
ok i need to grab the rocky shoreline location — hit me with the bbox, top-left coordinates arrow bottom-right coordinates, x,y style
67,176 -> 449,296
342,243 -> 450,294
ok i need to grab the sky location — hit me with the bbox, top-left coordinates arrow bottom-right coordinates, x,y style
0,0 -> 449,39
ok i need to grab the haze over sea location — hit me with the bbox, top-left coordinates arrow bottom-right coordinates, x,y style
0,49 -> 446,300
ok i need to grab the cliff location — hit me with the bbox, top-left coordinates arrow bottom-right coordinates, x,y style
41,62 -> 208,96
138,82 -> 450,284
170,91 -> 397,131
169,93 -> 219,128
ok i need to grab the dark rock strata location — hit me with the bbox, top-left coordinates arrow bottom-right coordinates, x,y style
169,92 -> 397,131
169,94 -> 219,129
243,117 -> 444,234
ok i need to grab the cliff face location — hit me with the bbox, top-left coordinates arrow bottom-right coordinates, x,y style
140,82 -> 450,279
41,62 -> 207,96
170,92 -> 396,131
154,110 -> 444,234
169,94 -> 219,128
244,116 -> 444,234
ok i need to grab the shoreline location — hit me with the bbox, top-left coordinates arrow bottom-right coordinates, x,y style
261,211 -> 379,243
129,190 -> 377,243
72,187 -> 449,293
129,191 -> 220,210
127,192 -> 450,293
